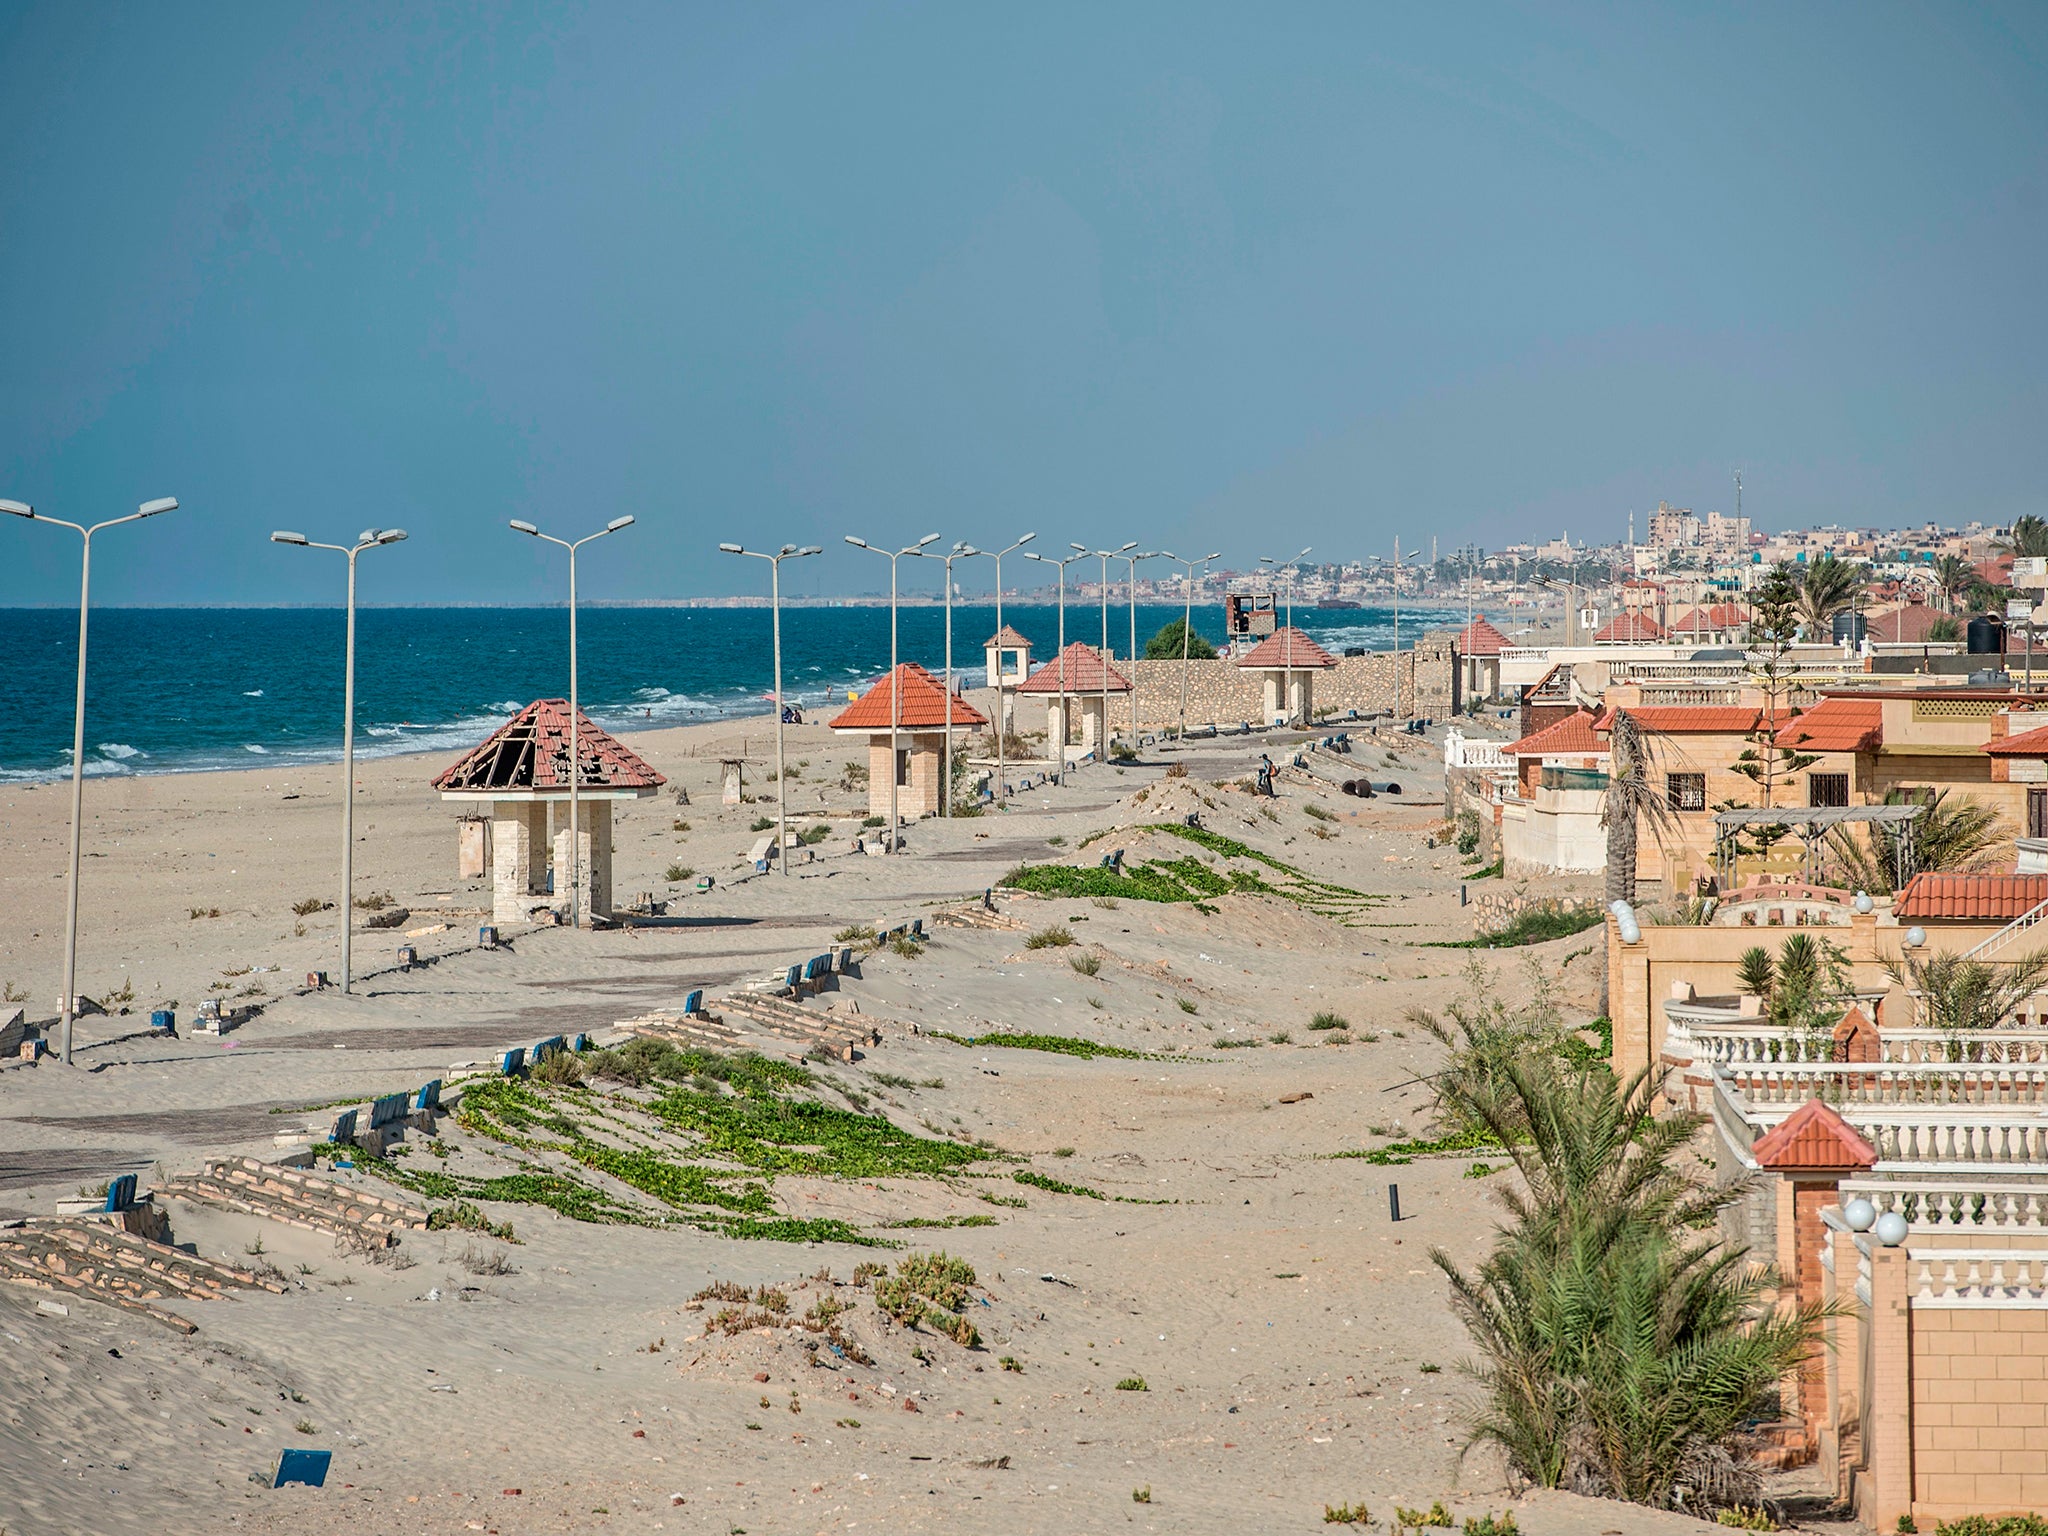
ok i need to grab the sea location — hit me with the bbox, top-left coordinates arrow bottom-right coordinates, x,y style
0,603 -> 1465,781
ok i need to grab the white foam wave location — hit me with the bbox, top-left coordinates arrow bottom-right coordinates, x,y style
244,744 -> 270,754
96,743 -> 143,760
243,689 -> 264,697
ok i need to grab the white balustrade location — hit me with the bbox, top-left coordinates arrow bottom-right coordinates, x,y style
1911,1248 -> 2048,1306
1717,1061 -> 2048,1108
1842,1178 -> 2048,1236
1713,1070 -> 2048,1165
1688,1022 -> 2048,1067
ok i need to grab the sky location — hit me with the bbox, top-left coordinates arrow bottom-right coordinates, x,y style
2,1 -> 2046,606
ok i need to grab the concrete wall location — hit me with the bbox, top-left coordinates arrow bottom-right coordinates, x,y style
1115,636 -> 1459,730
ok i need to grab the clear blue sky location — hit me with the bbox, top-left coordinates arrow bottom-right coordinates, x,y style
3,2 -> 2045,605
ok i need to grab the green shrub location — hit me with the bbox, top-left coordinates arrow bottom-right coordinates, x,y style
1069,952 -> 1101,976
750,816 -> 776,832
1024,925 -> 1076,949
663,863 -> 693,883
1309,1011 -> 1347,1031
1114,1376 -> 1147,1391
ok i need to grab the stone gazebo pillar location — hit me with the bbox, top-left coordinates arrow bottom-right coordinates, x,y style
1750,1095 -> 1879,1465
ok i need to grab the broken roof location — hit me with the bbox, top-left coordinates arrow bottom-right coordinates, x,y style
433,700 -> 665,796
1016,642 -> 1133,695
1235,626 -> 1337,670
829,664 -> 991,731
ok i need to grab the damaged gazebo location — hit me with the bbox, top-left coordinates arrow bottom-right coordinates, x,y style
433,699 -> 665,926
1710,803 -> 1925,891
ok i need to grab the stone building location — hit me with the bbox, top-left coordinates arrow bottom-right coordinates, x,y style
1235,626 -> 1337,726
432,699 -> 665,927
1016,642 -> 1129,758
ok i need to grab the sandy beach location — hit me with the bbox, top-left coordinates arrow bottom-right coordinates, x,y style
0,706 -> 1730,1536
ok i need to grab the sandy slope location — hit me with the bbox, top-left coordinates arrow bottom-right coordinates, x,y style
0,712 -> 1743,1536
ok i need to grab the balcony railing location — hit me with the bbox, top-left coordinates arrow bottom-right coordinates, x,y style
1718,1061 -> 2048,1109
1688,1022 -> 2048,1067
1841,1177 -> 2048,1238
1911,1248 -> 2048,1305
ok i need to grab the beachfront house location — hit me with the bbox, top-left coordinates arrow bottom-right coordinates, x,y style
432,699 -> 666,926
828,663 -> 988,821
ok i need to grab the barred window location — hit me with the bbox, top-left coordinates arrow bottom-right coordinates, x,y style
1667,772 -> 1706,812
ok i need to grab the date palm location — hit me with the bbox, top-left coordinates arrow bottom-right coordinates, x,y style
1601,708 -> 1678,907
1930,554 -> 1972,613
1827,788 -> 2007,893
1795,554 -> 1862,637
1882,946 -> 2048,1032
1998,515 -> 2048,559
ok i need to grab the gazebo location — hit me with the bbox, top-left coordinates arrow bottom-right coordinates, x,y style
1453,615 -> 1510,701
1236,626 -> 1337,726
1016,642 -> 1130,761
983,625 -> 1033,737
433,699 -> 665,926
829,663 -> 988,820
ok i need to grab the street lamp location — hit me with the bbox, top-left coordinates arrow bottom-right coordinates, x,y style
846,533 -> 940,845
1389,541 -> 1421,721
508,515 -> 634,926
5,496 -> 176,1065
1024,549 -> 1088,782
1118,550 -> 1163,744
1157,549 -> 1220,739
1079,541 -> 1135,758
268,523 -> 405,996
719,542 -> 821,874
959,532 -> 1034,801
914,541 -> 983,817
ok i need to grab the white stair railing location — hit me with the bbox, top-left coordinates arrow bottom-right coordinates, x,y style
1963,897 -> 2048,962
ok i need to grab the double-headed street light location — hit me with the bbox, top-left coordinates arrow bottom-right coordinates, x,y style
1119,550 -> 1163,745
270,525 -> 407,995
5,496 -> 177,1065
845,534 -> 940,847
1158,550 -> 1220,739
1079,542 -> 1136,758
1024,549 -> 1088,782
959,532 -> 1034,802
508,516 -> 634,926
719,542 -> 821,874
915,542 -> 980,818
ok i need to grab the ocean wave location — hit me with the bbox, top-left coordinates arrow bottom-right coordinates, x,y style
244,744 -> 270,754
96,742 -> 144,760
243,689 -> 263,697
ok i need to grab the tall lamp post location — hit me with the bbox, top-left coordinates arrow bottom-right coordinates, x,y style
914,541 -> 983,818
509,516 -> 634,926
718,541 -> 821,874
1390,542 -> 1421,721
1118,550 -> 1162,743
5,496 -> 177,1065
960,532 -> 1034,801
269,523 -> 406,997
846,534 -> 940,845
1024,549 -> 1087,782
1080,541 -> 1135,757
1157,549 -> 1220,739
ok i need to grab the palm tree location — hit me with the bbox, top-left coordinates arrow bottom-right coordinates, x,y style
1429,1046 -> 1826,1512
1601,709 -> 1678,907
1883,946 -> 2048,1032
1827,788 -> 2008,893
1795,554 -> 1862,638
1930,554 -> 1973,613
1999,516 -> 2048,559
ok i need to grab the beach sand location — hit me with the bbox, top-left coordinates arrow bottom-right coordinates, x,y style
0,710 -> 1752,1536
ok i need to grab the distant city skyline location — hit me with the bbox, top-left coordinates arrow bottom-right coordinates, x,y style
4,3 -> 2045,608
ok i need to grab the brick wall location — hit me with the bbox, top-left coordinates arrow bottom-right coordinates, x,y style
1912,1307 -> 2048,1513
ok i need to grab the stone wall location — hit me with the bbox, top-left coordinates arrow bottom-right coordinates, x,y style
1044,633 -> 1459,731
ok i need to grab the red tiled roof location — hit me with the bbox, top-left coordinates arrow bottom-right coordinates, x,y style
1774,697 -> 1884,754
433,700 -> 665,793
1504,709 -> 1605,758
1597,706 -> 1768,734
1893,873 -> 2048,921
1015,642 -> 1132,695
1751,1099 -> 1877,1173
830,664 -> 990,731
1594,612 -> 1664,643
985,625 -> 1033,650
1665,603 -> 1746,633
1988,721 -> 2048,757
1454,616 -> 1510,657
1235,626 -> 1337,670
1869,603 -> 1948,644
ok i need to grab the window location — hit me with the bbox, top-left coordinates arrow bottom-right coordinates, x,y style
1808,772 -> 1849,808
2030,789 -> 2048,840
1666,772 -> 1706,812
